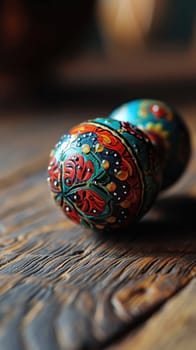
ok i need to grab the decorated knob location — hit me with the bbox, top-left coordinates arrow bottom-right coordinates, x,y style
48,99 -> 191,231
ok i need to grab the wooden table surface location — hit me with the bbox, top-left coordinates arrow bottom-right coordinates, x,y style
0,102 -> 196,350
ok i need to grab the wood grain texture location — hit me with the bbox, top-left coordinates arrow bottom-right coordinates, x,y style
0,104 -> 195,350
108,279 -> 196,350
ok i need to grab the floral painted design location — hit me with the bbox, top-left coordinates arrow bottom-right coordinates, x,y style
71,189 -> 106,216
48,116 -> 163,231
109,99 -> 190,190
48,156 -> 62,194
120,121 -> 144,140
64,154 -> 94,186
149,103 -> 173,121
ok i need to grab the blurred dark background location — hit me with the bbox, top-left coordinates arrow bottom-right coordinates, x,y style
0,0 -> 195,110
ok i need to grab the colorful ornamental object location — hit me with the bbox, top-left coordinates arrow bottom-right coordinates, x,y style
110,99 -> 191,190
48,99 -> 191,231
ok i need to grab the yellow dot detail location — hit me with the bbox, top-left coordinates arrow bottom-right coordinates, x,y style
106,182 -> 117,192
140,108 -> 148,117
102,159 -> 110,169
82,144 -> 91,154
139,101 -> 149,117
116,169 -> 129,181
106,216 -> 116,223
95,143 -> 104,152
102,135 -> 111,144
120,199 -> 131,208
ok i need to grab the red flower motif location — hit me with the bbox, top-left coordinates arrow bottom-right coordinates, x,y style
64,154 -> 94,186
73,189 -> 106,216
149,104 -> 166,119
63,202 -> 80,224
48,156 -> 61,193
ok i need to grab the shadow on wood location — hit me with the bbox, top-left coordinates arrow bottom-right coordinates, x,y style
95,195 -> 196,246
